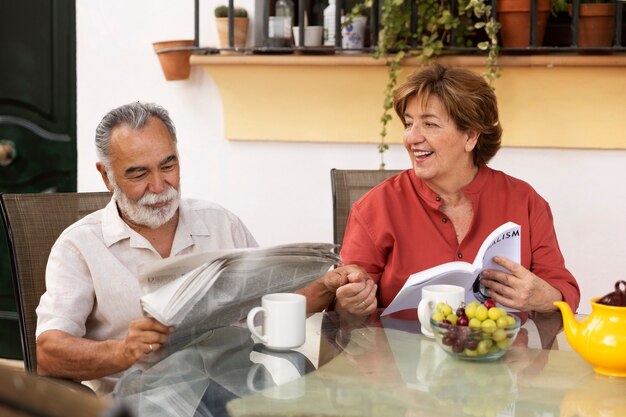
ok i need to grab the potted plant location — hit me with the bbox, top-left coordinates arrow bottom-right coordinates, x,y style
215,5 -> 249,50
345,0 -> 500,169
152,39 -> 195,81
497,0 -> 552,48
569,0 -> 616,47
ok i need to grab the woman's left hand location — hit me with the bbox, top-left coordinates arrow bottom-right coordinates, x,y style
480,256 -> 562,312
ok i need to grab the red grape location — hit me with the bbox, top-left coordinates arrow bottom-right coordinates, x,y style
452,339 -> 464,353
464,338 -> 478,350
442,334 -> 456,346
440,319 -> 452,328
457,316 -> 469,326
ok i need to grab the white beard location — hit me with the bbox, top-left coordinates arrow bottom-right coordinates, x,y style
112,183 -> 180,229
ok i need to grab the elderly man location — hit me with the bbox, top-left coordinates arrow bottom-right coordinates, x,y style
35,102 -> 367,395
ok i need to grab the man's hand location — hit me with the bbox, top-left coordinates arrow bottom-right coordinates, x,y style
121,317 -> 174,366
298,264 -> 373,313
480,256 -> 562,312
334,268 -> 378,316
37,318 -> 174,381
321,264 -> 369,293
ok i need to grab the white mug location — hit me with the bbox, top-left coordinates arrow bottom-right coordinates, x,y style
417,284 -> 464,338
247,293 -> 306,350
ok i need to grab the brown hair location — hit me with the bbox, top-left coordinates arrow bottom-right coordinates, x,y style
393,63 -> 502,166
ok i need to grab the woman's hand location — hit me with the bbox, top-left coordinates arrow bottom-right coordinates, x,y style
334,271 -> 378,316
480,256 -> 562,312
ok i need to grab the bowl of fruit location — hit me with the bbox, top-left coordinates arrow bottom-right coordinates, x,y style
430,299 -> 521,361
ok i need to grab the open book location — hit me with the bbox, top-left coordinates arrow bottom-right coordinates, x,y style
381,222 -> 521,316
138,243 -> 340,328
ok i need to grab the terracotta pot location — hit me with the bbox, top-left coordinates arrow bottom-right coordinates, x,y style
497,0 -> 551,48
152,40 -> 194,81
569,3 -> 616,47
215,17 -> 249,49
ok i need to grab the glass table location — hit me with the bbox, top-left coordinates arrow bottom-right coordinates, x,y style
112,310 -> 626,417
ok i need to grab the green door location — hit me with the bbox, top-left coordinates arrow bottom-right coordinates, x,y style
0,0 -> 76,359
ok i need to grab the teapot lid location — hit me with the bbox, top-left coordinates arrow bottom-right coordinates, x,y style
597,280 -> 626,307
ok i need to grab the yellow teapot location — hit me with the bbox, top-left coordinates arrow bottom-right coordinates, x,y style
554,281 -> 626,378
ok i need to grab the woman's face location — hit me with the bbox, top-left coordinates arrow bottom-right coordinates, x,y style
402,94 -> 478,184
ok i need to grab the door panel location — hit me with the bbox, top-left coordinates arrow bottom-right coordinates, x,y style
0,0 -> 76,359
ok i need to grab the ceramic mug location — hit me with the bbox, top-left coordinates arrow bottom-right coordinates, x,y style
417,284 -> 464,338
247,293 -> 306,350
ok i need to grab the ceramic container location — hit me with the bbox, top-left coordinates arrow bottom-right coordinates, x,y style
555,298 -> 626,377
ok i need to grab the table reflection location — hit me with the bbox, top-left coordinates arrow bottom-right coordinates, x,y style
112,311 -> 626,417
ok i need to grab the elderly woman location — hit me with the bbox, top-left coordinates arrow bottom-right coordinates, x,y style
334,63 -> 580,317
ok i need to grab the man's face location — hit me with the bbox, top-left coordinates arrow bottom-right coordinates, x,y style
99,117 -> 181,229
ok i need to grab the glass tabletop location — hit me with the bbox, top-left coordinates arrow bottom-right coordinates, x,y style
112,310 -> 626,417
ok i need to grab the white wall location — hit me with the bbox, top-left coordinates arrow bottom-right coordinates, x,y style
77,0 -> 626,314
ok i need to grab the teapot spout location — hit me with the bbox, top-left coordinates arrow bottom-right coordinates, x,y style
554,301 -> 580,351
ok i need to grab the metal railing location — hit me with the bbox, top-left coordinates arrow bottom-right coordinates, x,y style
194,0 -> 626,54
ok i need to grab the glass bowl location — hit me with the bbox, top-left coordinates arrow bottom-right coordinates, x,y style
430,314 -> 521,361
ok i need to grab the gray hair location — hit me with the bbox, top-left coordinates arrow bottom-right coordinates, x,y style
95,102 -> 177,165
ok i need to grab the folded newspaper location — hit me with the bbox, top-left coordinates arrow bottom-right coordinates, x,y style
138,243 -> 340,328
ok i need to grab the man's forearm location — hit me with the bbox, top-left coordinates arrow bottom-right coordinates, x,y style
37,330 -> 130,381
296,277 -> 336,313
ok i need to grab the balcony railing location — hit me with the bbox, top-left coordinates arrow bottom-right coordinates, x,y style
194,0 -> 626,54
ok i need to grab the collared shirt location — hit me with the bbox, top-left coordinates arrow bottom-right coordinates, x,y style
340,166 -> 580,312
36,197 -> 257,394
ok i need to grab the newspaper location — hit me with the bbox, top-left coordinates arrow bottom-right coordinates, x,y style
138,243 -> 340,329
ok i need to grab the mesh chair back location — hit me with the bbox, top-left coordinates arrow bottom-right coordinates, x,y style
0,192 -> 111,373
330,169 -> 402,248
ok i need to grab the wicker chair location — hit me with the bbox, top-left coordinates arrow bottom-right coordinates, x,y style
330,169 -> 402,248
0,192 -> 111,374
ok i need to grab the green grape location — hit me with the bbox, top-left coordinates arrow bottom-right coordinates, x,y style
465,301 -> 479,318
468,317 -> 482,328
464,348 -> 478,357
475,305 -> 489,321
497,338 -> 512,349
477,339 -> 493,355
432,311 -> 445,322
488,344 -> 501,354
481,318 -> 497,333
446,313 -> 458,325
505,315 -> 516,327
496,315 -> 509,327
487,307 -> 503,320
492,328 -> 507,342
437,302 -> 453,316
